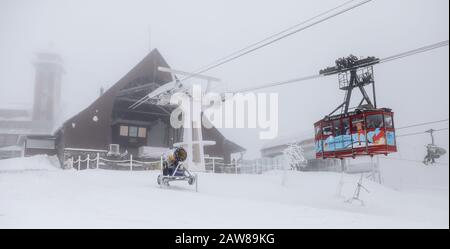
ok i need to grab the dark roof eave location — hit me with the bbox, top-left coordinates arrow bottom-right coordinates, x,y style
223,139 -> 246,153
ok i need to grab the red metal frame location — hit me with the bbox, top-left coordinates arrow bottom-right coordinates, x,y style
315,109 -> 397,159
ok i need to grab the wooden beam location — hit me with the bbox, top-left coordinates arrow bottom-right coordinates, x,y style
158,67 -> 221,82
116,97 -> 149,103
114,108 -> 169,117
156,105 -> 171,115
117,82 -> 160,97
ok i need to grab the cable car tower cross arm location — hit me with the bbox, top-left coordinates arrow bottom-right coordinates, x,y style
320,55 -> 381,117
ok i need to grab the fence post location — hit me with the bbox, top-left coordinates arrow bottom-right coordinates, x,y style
71,157 -> 74,169
78,156 -> 81,171
96,153 -> 100,169
87,154 -> 90,170
130,154 -> 133,171
212,158 -> 215,173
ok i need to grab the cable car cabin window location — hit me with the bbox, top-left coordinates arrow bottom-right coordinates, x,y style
129,126 -> 138,137
352,118 -> 365,131
367,114 -> 384,129
351,117 -> 366,147
384,114 -> 394,128
339,118 -> 352,150
366,114 -> 387,146
323,124 -> 333,136
315,125 -> 322,137
384,114 -> 396,146
333,120 -> 342,136
342,119 -> 351,135
322,122 -> 334,152
315,125 -> 323,154
333,120 -> 344,150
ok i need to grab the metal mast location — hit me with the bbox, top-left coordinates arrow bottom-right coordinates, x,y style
320,55 -> 380,117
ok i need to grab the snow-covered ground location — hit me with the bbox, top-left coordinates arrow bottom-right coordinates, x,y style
0,156 -> 448,229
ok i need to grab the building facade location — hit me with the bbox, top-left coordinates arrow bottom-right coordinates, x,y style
55,49 -> 245,167
0,52 -> 63,159
1,49 -> 245,165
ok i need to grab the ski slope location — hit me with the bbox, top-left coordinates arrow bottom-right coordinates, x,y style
0,156 -> 448,229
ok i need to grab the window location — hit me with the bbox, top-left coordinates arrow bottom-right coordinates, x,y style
323,123 -> 333,136
119,125 -> 147,138
129,126 -> 138,137
138,127 -> 147,138
384,114 -> 394,128
342,118 -> 350,135
367,114 -> 384,129
26,139 -> 55,149
120,126 -> 129,137
315,126 -> 322,136
333,120 -> 341,136
352,118 -> 365,132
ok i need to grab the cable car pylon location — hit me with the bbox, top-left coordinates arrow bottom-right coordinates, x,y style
315,55 -> 397,160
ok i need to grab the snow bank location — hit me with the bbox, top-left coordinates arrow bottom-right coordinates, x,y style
379,158 -> 449,192
0,156 -> 447,228
0,155 -> 61,172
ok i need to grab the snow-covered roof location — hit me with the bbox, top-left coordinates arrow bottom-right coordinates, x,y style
0,116 -> 32,122
0,127 -> 50,136
261,130 -> 314,150
0,102 -> 31,111
0,103 -> 31,121
0,145 -> 22,151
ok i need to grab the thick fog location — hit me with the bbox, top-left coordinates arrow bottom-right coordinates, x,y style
0,0 -> 448,159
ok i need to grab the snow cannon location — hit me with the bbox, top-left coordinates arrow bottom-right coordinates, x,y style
169,147 -> 187,163
157,147 -> 198,192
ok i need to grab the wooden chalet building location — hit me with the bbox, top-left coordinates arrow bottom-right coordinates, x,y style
55,49 -> 245,167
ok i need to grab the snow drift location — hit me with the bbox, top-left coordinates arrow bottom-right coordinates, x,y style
0,155 -> 61,172
0,156 -> 448,229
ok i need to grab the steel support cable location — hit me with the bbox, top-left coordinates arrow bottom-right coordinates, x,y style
130,0 -> 374,109
230,40 -> 449,93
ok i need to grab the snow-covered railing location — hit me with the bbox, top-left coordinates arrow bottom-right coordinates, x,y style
204,157 -> 288,175
204,157 -> 239,174
65,148 -> 108,153
234,158 -> 286,175
67,154 -> 288,175
204,157 -> 224,173
68,153 -> 161,171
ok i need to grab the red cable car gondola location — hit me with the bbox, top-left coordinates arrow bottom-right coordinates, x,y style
314,55 -> 397,159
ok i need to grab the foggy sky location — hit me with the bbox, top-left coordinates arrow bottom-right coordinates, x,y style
0,0 -> 448,159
